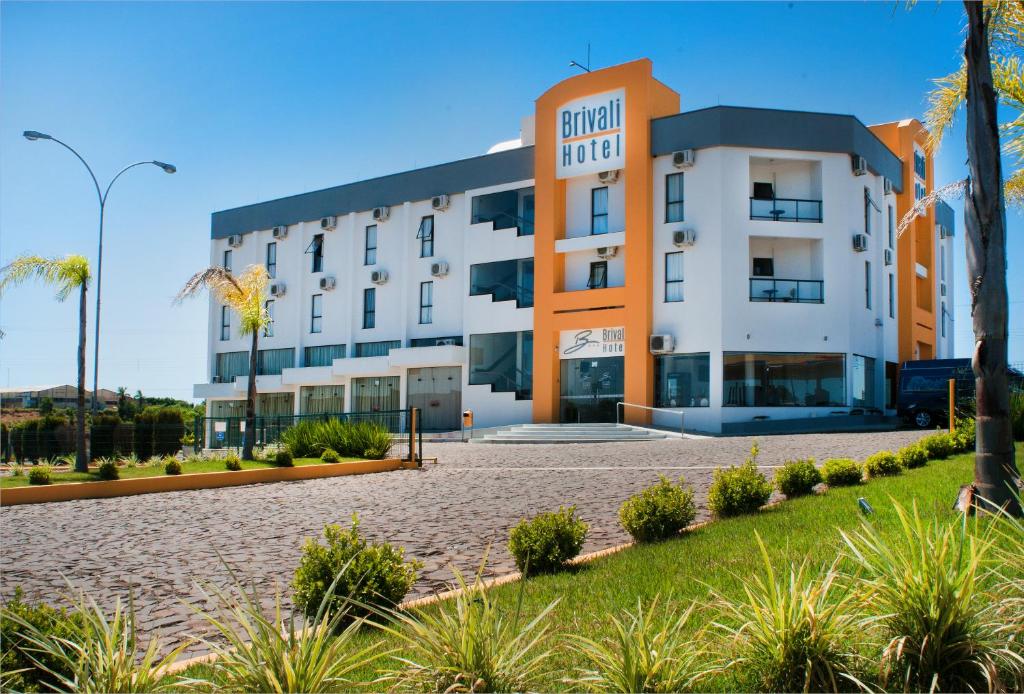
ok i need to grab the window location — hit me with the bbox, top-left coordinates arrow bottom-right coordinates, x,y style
587,261 -> 608,289
865,261 -> 872,310
364,225 -> 377,265
354,340 -> 400,357
263,299 -> 274,337
220,306 -> 230,341
470,187 -> 534,236
665,172 -> 684,223
468,331 -> 533,398
300,385 -> 345,415
419,281 -> 433,324
417,216 -> 434,257
310,294 -> 322,333
351,375 -> 400,412
752,257 -> 774,277
665,251 -> 684,302
409,336 -> 463,347
591,186 -> 609,235
655,353 -> 710,407
887,205 -> 895,249
214,351 -> 247,381
266,242 -> 277,279
914,150 -> 927,179
469,258 -> 534,308
941,302 -> 947,338
940,245 -> 946,282
310,233 -> 324,273
852,355 -> 876,408
223,249 -> 232,272
864,187 -> 872,235
888,273 -> 895,319
363,288 -> 376,329
723,352 -> 846,407
256,348 -> 295,375
304,344 -> 346,367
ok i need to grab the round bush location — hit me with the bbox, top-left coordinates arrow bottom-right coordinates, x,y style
508,506 -> 588,575
863,451 -> 903,479
275,450 -> 294,467
321,448 -> 340,463
618,476 -> 696,542
821,458 -> 863,486
773,458 -> 822,497
97,460 -> 120,481
897,444 -> 928,469
292,515 -> 421,626
164,458 -> 182,475
708,460 -> 772,517
919,433 -> 954,460
224,455 -> 242,471
27,465 -> 51,485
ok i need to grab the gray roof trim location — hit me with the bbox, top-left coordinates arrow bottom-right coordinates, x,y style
650,106 -> 904,192
211,146 -> 535,239
935,199 -> 956,235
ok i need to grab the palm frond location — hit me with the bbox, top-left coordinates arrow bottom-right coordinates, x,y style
175,264 -> 270,335
0,254 -> 90,302
1006,168 -> 1024,206
896,179 -> 968,238
925,65 -> 966,154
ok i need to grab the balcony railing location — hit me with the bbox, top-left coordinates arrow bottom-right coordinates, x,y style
749,278 -> 824,304
749,197 -> 822,222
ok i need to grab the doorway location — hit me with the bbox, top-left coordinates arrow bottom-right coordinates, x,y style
559,357 -> 625,423
407,366 -> 462,432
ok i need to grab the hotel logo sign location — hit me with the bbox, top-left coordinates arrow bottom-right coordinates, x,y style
556,89 -> 625,179
559,327 -> 625,359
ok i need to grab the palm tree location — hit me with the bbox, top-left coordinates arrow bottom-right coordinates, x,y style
0,255 -> 91,472
176,265 -> 270,460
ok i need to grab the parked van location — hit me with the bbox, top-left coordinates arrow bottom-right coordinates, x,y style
897,359 -> 973,429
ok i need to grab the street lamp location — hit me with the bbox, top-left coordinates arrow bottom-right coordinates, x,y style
22,130 -> 175,417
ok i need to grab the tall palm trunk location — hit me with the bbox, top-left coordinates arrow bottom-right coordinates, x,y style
243,330 -> 258,460
75,284 -> 88,473
964,1 -> 1021,516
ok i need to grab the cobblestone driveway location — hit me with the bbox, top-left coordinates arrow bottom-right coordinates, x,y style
1,430 -> 928,648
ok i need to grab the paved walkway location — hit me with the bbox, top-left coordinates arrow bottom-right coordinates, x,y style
1,430 -> 929,649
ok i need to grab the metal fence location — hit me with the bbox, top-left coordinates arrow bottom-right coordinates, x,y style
2,422 -> 193,463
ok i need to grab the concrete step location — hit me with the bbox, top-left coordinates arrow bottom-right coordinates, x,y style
471,422 -> 669,444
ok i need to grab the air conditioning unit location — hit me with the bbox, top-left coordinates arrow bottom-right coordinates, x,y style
319,276 -> 336,291
430,261 -> 449,278
269,281 -> 287,297
883,177 -> 894,195
597,169 -> 620,184
940,282 -> 947,297
672,149 -> 695,169
596,246 -> 618,259
852,234 -> 869,252
649,334 -> 675,354
672,229 -> 696,247
227,234 -> 243,248
431,194 -> 450,211
884,248 -> 894,266
370,269 -> 389,285
851,154 -> 868,176
372,206 -> 390,222
320,216 -> 337,231
272,225 -> 288,239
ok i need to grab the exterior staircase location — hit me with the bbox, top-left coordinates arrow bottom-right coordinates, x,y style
470,422 -> 669,444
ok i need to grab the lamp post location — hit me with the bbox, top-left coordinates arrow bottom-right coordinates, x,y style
23,131 -> 175,415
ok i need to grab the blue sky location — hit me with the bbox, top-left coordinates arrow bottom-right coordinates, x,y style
1,1 -> 1021,399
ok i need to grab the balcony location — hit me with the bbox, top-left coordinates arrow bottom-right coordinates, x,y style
749,278 -> 824,303
749,197 -> 822,223
749,156 -> 823,223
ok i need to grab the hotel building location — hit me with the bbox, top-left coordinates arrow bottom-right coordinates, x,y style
195,59 -> 955,434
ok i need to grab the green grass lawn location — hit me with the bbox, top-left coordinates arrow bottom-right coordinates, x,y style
0,456 -> 361,488
178,449 -> 1023,691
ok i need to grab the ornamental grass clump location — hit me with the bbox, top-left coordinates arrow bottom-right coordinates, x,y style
707,443 -> 772,517
821,458 -> 862,487
28,464 -> 51,485
281,418 -> 392,459
862,451 -> 902,479
618,476 -> 696,542
163,457 -> 182,475
773,458 -> 822,498
897,443 -> 928,469
96,459 -> 120,481
224,454 -> 242,471
508,506 -> 588,576
0,587 -> 85,693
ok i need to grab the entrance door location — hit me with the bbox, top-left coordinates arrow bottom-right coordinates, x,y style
560,357 -> 625,423
407,367 -> 462,432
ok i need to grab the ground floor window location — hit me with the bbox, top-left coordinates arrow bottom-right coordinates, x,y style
468,330 -> 532,399
851,354 -> 876,408
351,376 -> 400,413
300,385 -> 345,414
723,352 -> 845,407
256,392 -> 295,417
654,353 -> 710,407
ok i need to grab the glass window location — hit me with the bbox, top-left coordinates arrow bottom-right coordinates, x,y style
940,245 -> 946,282
468,331 -> 533,398
220,306 -> 230,341
409,336 -> 463,347
591,187 -> 609,235
417,216 -> 434,257
587,261 -> 608,289
310,233 -> 324,273
351,376 -> 400,413
264,299 -> 274,337
752,257 -> 774,277
887,205 -> 894,249
354,340 -> 400,357
223,249 -> 232,272
723,352 -> 846,407
655,353 -> 710,407
941,302 -> 947,338
665,252 -> 684,302
469,258 -> 533,308
256,348 -> 295,375
852,354 -> 876,408
311,293 -> 323,333
865,261 -> 872,310
364,225 -> 377,265
256,392 -> 295,417
520,191 -> 535,236
888,273 -> 895,319
303,344 -> 346,367
363,288 -> 375,329
470,187 -> 534,236
266,242 -> 277,279
419,281 -> 433,324
300,385 -> 345,414
665,172 -> 684,223
214,351 -> 248,381
864,187 -> 872,235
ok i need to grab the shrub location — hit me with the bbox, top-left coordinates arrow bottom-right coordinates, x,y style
919,433 -> 954,460
821,458 -> 863,487
508,506 -> 588,575
897,444 -> 928,469
97,459 -> 120,481
773,458 -> 821,498
292,515 -> 421,626
164,458 -> 182,475
28,464 -> 51,485
618,476 -> 696,542
708,444 -> 772,517
281,418 -> 392,459
863,451 -> 903,479
950,417 -> 976,453
224,455 -> 242,471
321,448 -> 340,463
0,587 -> 84,693
274,450 -> 294,467
133,406 -> 186,458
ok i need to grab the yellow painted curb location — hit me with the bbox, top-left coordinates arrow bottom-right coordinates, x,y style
0,458 -> 409,506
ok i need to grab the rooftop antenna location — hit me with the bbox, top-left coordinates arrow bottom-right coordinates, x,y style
569,43 -> 591,73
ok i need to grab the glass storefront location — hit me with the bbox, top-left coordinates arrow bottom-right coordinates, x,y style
723,352 -> 845,407
468,331 -> 533,399
560,357 -> 624,423
300,385 -> 346,414
654,353 -> 710,408
851,355 -> 876,408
